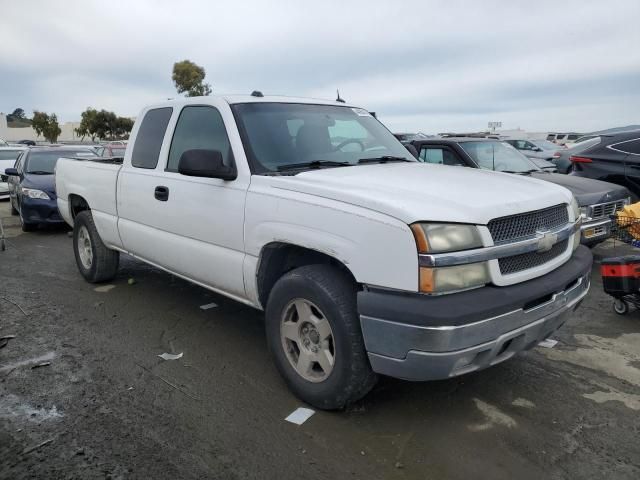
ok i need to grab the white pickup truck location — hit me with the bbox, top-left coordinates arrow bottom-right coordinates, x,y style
55,94 -> 592,409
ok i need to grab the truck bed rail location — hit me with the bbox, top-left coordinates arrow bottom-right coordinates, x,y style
61,156 -> 124,165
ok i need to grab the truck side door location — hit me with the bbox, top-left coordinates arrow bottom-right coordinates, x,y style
117,102 -> 250,300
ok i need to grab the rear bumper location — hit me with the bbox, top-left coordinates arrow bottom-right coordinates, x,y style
20,197 -> 64,224
358,246 -> 592,381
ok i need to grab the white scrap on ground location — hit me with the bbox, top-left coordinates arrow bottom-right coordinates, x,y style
200,302 -> 218,310
157,352 -> 183,361
538,338 -> 558,348
285,407 -> 315,425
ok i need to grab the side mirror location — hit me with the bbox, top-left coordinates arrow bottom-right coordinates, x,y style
404,144 -> 419,159
533,147 -> 542,152
4,168 -> 19,176
178,149 -> 236,181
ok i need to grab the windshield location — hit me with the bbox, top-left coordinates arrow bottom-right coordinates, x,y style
532,140 -> 559,150
0,150 -> 24,161
460,141 -> 539,173
25,150 -> 97,174
232,103 -> 414,173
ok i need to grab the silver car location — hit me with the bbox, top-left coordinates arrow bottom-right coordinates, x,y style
504,139 -> 560,171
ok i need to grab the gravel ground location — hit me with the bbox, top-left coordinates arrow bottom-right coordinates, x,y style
1,201 -> 639,479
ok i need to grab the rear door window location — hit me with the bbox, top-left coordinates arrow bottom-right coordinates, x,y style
419,146 -> 464,166
167,106 -> 233,172
131,107 -> 173,169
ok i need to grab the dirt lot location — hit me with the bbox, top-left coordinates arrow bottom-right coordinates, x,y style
1,201 -> 639,480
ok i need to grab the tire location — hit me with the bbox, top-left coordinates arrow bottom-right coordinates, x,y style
73,210 -> 119,283
613,299 -> 628,315
265,264 -> 377,410
19,208 -> 37,232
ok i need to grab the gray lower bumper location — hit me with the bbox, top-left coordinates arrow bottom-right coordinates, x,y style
363,274 -> 590,381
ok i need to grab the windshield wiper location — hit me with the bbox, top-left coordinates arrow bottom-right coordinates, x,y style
358,156 -> 412,164
501,169 -> 539,175
26,170 -> 53,175
276,160 -> 352,172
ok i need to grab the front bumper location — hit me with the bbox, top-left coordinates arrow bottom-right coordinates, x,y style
20,196 -> 64,224
358,246 -> 592,381
580,217 -> 612,245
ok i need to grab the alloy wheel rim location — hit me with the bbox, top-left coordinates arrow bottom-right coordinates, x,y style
280,298 -> 335,382
77,226 -> 93,269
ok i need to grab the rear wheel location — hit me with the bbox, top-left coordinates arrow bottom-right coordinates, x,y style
73,210 -> 119,283
265,264 -> 377,410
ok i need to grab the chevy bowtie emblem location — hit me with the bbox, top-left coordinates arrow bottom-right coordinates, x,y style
536,230 -> 558,253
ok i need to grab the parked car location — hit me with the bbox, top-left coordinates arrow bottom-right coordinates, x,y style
0,146 -> 28,200
569,131 -> 640,199
56,95 -> 591,409
17,139 -> 36,146
409,137 -> 630,246
94,143 -> 127,157
4,146 -> 98,231
504,139 -> 560,171
552,137 -> 602,174
547,133 -> 582,146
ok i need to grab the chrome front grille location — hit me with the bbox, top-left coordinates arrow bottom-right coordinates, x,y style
488,204 -> 569,244
590,200 -> 626,219
498,239 -> 569,275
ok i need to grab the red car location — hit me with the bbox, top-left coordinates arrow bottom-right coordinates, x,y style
95,143 -> 127,157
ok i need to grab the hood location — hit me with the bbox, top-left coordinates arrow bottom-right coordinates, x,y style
22,173 -> 57,198
263,163 -> 573,225
529,172 -> 629,206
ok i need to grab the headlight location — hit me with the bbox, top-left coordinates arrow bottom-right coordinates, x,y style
419,263 -> 490,293
410,223 -> 483,253
570,196 -> 580,221
411,223 -> 488,293
22,188 -> 50,200
579,206 -> 590,221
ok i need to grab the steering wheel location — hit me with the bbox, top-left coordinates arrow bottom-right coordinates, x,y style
334,139 -> 365,152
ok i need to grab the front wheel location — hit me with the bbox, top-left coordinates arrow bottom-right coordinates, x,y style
19,208 -> 37,232
73,210 -> 119,283
265,265 -> 377,410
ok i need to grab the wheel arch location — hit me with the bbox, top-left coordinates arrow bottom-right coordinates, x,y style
68,193 -> 91,219
256,242 -> 358,308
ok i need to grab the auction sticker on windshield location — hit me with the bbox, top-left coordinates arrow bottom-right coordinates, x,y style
351,108 -> 371,116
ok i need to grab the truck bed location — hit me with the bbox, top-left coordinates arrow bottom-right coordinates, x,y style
55,157 -> 122,248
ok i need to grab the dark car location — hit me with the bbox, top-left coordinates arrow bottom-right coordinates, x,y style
551,137 -> 602,174
4,147 -> 98,231
568,131 -> 640,198
504,139 -> 559,172
409,137 -> 631,246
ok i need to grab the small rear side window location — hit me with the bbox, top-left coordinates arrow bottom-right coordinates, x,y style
613,138 -> 640,155
131,107 -> 173,169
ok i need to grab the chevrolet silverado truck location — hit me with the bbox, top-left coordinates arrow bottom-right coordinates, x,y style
55,94 -> 592,409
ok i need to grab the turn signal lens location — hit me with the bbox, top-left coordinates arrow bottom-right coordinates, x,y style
419,262 -> 489,293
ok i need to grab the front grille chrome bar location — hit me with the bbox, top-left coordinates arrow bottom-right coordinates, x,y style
418,220 -> 580,268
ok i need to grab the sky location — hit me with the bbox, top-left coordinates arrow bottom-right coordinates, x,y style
1,0 -> 639,134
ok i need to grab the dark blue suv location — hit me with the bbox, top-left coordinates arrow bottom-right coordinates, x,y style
4,147 -> 98,231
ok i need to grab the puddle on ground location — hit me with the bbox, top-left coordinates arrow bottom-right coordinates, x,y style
540,333 -> 640,387
468,398 -> 517,431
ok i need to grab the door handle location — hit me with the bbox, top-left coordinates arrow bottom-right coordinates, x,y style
154,186 -> 169,201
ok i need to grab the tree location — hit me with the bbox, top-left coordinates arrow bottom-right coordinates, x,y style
75,107 -> 134,141
31,111 -> 49,138
32,111 -> 61,142
42,114 -> 61,143
7,108 -> 27,122
75,107 -> 98,141
172,59 -> 212,97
